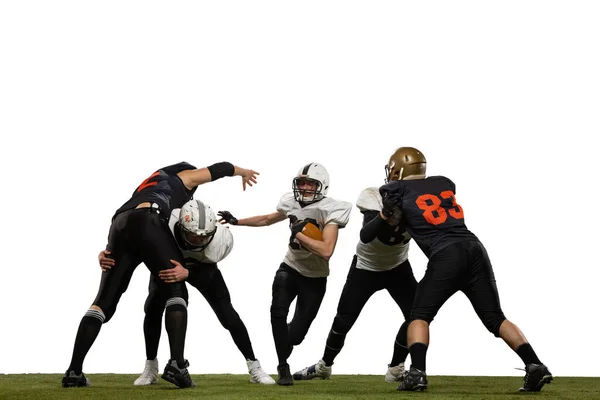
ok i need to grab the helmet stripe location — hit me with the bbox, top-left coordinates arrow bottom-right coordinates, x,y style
196,200 -> 206,229
301,163 -> 314,175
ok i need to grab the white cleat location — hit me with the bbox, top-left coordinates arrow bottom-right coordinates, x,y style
293,359 -> 332,380
385,362 -> 405,383
134,358 -> 159,386
247,359 -> 276,385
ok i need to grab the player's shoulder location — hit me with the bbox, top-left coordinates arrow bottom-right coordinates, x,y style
318,197 -> 352,227
277,192 -> 297,214
356,187 -> 382,212
161,161 -> 197,175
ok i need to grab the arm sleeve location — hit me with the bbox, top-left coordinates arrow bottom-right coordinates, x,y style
359,210 -> 385,243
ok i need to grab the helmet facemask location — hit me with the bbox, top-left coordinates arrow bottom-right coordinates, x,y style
293,177 -> 323,204
178,223 -> 216,251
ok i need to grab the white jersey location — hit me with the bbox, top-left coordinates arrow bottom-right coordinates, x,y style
355,187 -> 410,272
277,192 -> 352,278
169,209 -> 234,265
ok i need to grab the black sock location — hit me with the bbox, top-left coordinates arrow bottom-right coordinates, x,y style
228,319 -> 256,361
272,315 -> 291,366
409,342 -> 428,372
322,329 -> 345,366
143,311 -> 163,361
68,310 -> 105,375
390,321 -> 410,366
516,343 -> 541,365
164,303 -> 187,367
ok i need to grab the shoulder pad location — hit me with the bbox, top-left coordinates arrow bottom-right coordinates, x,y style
356,187 -> 382,212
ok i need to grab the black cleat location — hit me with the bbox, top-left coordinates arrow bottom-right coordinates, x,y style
277,363 -> 293,386
61,370 -> 90,388
161,359 -> 195,388
519,363 -> 553,392
397,367 -> 428,391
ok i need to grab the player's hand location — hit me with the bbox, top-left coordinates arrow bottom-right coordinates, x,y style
98,249 -> 115,272
159,260 -> 189,283
240,168 -> 259,191
218,210 -> 238,225
381,192 -> 400,219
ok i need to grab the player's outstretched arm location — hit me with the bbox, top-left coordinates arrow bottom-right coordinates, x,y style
218,210 -> 287,227
178,162 -> 259,190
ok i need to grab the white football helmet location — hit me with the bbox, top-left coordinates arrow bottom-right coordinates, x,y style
178,199 -> 217,250
293,162 -> 329,204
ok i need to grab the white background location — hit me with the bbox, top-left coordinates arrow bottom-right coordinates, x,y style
1,1 -> 599,378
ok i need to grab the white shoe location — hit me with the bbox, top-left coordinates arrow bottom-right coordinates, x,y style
247,359 -> 276,385
134,358 -> 159,386
385,362 -> 405,382
292,359 -> 332,380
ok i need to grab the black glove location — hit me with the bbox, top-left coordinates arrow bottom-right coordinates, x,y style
217,210 -> 238,225
381,193 -> 400,218
288,215 -> 309,249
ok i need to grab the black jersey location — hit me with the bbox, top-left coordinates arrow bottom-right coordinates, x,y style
380,176 -> 478,257
113,162 -> 197,219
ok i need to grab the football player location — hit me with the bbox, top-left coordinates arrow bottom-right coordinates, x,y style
62,162 -> 259,389
379,147 -> 552,392
292,186 -> 417,382
217,163 -> 352,386
98,199 -> 275,386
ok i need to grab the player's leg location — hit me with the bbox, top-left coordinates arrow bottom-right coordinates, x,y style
294,256 -> 376,381
399,244 -> 464,391
63,212 -> 140,388
131,210 -> 192,388
270,263 -> 299,385
385,260 -> 418,381
194,266 -> 275,385
134,275 -> 166,386
287,274 -> 327,348
463,241 -> 552,392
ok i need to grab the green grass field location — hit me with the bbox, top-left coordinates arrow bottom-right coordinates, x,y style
1,374 -> 598,400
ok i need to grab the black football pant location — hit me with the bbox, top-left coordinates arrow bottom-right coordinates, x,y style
323,256 -> 417,365
411,240 -> 506,336
67,208 -> 189,374
143,263 -> 256,361
270,263 -> 327,367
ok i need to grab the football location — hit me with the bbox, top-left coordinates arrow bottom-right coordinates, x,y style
302,222 -> 323,241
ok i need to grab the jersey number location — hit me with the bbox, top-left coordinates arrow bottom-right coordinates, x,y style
136,171 -> 160,192
416,190 -> 464,225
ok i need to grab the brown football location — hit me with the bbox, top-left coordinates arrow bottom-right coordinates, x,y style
302,222 -> 323,241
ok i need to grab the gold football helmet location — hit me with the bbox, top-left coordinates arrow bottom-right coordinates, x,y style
385,147 -> 426,183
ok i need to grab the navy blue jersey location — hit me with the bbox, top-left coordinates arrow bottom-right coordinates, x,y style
380,176 -> 478,257
114,162 -> 197,218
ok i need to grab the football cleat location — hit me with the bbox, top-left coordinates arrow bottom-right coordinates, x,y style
293,359 -> 332,380
385,362 -> 405,382
161,359 -> 195,388
277,363 -> 293,386
519,363 -> 553,392
134,358 -> 159,386
247,359 -> 276,385
397,366 -> 428,391
61,370 -> 90,388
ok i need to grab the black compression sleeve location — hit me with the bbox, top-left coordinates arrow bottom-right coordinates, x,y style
359,210 -> 385,243
207,162 -> 235,181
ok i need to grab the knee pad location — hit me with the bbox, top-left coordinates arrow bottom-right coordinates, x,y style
484,315 -> 506,337
270,305 -> 288,320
